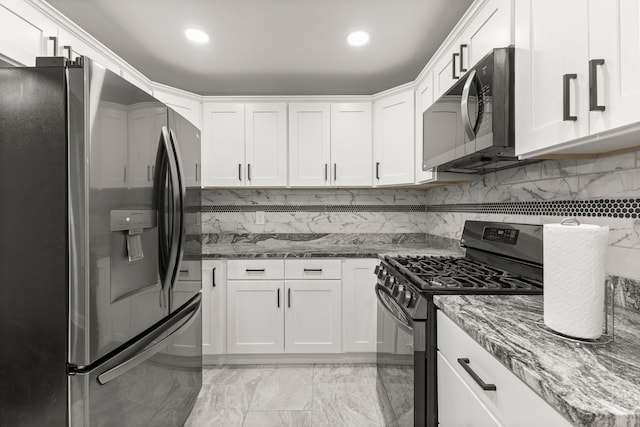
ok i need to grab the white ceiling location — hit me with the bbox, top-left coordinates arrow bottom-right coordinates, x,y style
46,0 -> 474,96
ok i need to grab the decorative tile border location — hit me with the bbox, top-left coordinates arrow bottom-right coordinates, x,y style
200,204 -> 427,213
427,198 -> 640,219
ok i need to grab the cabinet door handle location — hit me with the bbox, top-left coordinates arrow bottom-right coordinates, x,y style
211,267 -> 216,287
147,165 -> 151,181
589,59 -> 606,112
376,162 -> 380,180
288,288 -> 291,308
563,73 -> 578,121
333,163 -> 337,181
195,163 -> 199,181
123,166 -> 127,182
248,163 -> 252,181
325,163 -> 328,182
457,358 -> 497,391
452,52 -> 460,79
63,45 -> 72,60
459,44 -> 468,73
245,268 -> 265,272
48,36 -> 58,56
303,268 -> 323,272
277,288 -> 280,308
238,163 -> 242,181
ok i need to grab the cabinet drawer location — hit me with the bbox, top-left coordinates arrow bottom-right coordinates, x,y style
284,259 -> 341,279
177,260 -> 201,281
437,311 -> 571,426
227,259 -> 284,280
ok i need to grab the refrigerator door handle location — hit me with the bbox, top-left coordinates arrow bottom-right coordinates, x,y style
155,126 -> 182,298
96,295 -> 201,385
167,128 -> 186,293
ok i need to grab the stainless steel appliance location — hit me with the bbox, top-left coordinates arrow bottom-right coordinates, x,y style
0,55 -> 202,426
422,47 -> 536,174
374,221 -> 544,427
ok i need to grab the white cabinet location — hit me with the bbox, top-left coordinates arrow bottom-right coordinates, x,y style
342,259 -> 378,353
288,103 -> 331,186
202,103 -> 287,187
516,0 -> 640,157
289,103 -> 372,187
437,311 -> 572,427
284,280 -> 342,353
91,103 -> 128,189
202,260 -> 225,356
227,279 -> 285,354
126,105 -> 165,188
373,90 -> 415,186
330,103 -> 373,186
415,72 -> 436,183
0,2 -> 52,66
226,259 -> 342,354
433,0 -> 512,99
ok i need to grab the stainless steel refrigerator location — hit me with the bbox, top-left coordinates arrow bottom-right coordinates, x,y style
0,55 -> 203,426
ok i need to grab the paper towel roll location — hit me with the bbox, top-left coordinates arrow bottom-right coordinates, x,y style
543,220 -> 609,339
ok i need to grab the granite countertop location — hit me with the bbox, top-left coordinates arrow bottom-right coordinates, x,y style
202,243 -> 460,259
434,294 -> 640,426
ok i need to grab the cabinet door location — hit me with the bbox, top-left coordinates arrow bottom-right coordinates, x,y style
0,4 -> 47,66
373,90 -> 415,186
589,0 -> 640,135
92,105 -> 128,189
415,72 -> 435,183
202,260 -> 225,356
437,353 -> 503,427
202,103 -> 245,187
433,44 -> 461,99
342,259 -> 378,353
285,280 -> 342,353
462,0 -> 512,68
226,280 -> 284,354
514,0 -> 590,156
127,106 -> 164,188
245,103 -> 287,187
330,103 -> 373,187
288,103 -> 331,187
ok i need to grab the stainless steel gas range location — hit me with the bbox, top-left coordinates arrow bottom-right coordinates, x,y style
374,221 -> 545,427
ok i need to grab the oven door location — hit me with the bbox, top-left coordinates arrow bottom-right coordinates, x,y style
375,284 -> 426,427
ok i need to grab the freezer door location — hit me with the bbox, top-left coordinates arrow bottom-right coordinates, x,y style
69,294 -> 202,427
68,59 -> 173,366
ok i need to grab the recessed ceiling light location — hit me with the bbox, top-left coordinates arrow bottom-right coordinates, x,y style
347,31 -> 370,47
185,28 -> 209,44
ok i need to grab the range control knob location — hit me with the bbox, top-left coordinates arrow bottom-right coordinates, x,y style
402,290 -> 413,307
394,284 -> 404,297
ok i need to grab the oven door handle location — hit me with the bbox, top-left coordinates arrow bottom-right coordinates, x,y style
375,284 -> 413,333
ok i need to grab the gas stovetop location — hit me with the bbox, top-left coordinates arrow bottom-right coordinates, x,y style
386,255 -> 543,294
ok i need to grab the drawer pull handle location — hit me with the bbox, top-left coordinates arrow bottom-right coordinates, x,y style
303,268 -> 323,272
179,269 -> 189,273
457,358 -> 497,391
246,269 -> 265,272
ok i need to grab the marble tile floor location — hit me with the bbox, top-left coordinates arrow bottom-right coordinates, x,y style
184,364 -> 386,427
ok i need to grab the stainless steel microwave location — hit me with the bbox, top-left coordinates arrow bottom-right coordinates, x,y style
423,47 -> 531,174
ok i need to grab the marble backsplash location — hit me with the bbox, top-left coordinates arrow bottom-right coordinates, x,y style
423,151 -> 640,281
200,189 -> 430,234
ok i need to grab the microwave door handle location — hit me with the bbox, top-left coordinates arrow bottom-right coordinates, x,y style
461,69 -> 477,141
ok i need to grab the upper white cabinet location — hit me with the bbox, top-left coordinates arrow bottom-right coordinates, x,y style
288,103 -> 372,187
202,102 -> 287,187
0,2 -> 53,65
433,0 -> 512,99
415,72 -> 436,183
515,0 -> 640,157
373,89 -> 415,186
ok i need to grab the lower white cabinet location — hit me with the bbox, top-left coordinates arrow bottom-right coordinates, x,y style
437,311 -> 572,427
226,280 -> 285,354
284,280 -> 342,353
202,260 -> 226,356
342,259 -> 378,352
